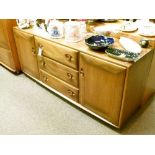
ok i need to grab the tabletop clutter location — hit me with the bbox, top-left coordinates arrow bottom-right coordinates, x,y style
16,19 -> 155,62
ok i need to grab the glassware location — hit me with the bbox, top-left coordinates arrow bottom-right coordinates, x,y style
64,21 -> 86,42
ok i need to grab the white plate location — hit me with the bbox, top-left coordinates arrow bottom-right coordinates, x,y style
94,25 -> 120,34
119,37 -> 142,54
120,22 -> 138,32
120,26 -> 138,32
138,29 -> 155,37
138,23 -> 155,37
139,33 -> 155,37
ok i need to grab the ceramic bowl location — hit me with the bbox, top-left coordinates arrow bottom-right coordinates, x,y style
85,35 -> 114,50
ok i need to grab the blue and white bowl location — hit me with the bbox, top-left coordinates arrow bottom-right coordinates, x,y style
85,35 -> 114,50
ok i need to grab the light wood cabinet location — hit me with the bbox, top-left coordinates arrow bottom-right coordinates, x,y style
79,53 -> 126,125
0,19 -> 20,72
12,27 -> 154,128
13,29 -> 39,79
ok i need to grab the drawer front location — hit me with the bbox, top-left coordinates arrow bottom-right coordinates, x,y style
40,70 -> 79,102
35,36 -> 78,69
38,56 -> 79,88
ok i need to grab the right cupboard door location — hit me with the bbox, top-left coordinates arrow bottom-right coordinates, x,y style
79,53 -> 126,125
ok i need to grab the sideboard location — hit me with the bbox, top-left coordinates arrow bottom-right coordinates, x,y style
13,26 -> 155,128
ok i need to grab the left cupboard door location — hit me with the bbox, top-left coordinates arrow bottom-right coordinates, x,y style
13,29 -> 39,79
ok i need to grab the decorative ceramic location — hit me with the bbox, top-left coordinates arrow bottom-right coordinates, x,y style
94,25 -> 120,36
139,39 -> 149,48
47,19 -> 64,38
120,21 -> 138,32
85,35 -> 114,50
16,19 -> 30,29
105,48 -> 139,62
119,37 -> 142,54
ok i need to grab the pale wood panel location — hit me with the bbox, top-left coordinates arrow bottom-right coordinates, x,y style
40,69 -> 79,102
119,50 -> 154,127
13,29 -> 39,79
38,56 -> 79,88
35,36 -> 79,69
0,19 -> 20,72
79,53 -> 126,125
5,20 -> 21,71
0,47 -> 14,68
142,48 -> 155,104
0,20 -> 10,49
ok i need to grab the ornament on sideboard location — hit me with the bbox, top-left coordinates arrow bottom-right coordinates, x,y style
64,20 -> 86,42
139,39 -> 149,48
47,19 -> 64,39
16,19 -> 30,29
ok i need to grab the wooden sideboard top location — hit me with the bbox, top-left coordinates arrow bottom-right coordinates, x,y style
13,20 -> 155,68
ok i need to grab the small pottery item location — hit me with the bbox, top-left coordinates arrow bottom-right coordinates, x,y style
16,19 -> 30,29
85,35 -> 114,51
47,19 -> 64,38
139,39 -> 149,48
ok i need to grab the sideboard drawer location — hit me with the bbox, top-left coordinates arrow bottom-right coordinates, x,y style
38,56 -> 79,87
40,70 -> 79,102
35,36 -> 78,69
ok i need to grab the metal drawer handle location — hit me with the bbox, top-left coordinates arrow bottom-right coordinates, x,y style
65,54 -> 72,61
43,76 -> 48,82
41,61 -> 46,67
67,73 -> 73,79
67,90 -> 75,96
45,77 -> 48,82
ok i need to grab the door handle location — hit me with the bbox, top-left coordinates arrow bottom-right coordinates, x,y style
32,47 -> 36,55
80,68 -> 84,77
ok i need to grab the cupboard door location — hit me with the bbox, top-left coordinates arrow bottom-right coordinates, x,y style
79,53 -> 126,125
0,20 -> 10,49
13,29 -> 39,79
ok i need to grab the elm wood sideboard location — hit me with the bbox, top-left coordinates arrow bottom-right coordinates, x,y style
13,27 -> 154,128
0,19 -> 20,73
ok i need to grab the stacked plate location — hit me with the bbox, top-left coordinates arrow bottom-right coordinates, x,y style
105,37 -> 142,62
138,23 -> 155,37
